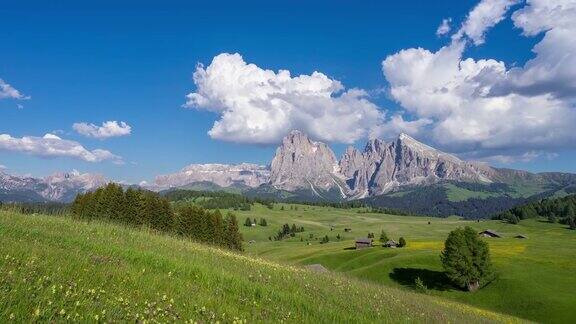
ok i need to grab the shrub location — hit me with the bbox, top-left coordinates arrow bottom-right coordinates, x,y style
398,237 -> 407,247
379,230 -> 389,243
414,277 -> 427,293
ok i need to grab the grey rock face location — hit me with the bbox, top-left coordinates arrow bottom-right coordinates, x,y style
0,170 -> 107,202
272,132 -> 496,198
153,163 -> 269,190
342,133 -> 493,197
269,130 -> 345,195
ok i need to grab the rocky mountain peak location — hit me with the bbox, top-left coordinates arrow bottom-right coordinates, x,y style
269,131 -> 342,193
364,138 -> 386,154
393,133 -> 462,164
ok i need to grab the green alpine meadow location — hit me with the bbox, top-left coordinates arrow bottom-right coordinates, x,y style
2,0 -> 576,322
0,209 -> 522,323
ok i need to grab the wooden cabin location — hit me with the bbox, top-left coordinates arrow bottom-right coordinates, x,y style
355,238 -> 373,249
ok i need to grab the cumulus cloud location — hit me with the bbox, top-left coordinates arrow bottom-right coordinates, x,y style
0,79 -> 29,100
491,0 -> 576,99
436,18 -> 452,36
184,53 -> 421,144
0,133 -> 122,163
73,121 -> 132,139
382,0 -> 576,161
453,0 -> 520,45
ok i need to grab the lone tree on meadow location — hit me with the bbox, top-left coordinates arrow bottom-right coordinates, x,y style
398,237 -> 407,247
441,226 -> 494,292
244,217 -> 253,227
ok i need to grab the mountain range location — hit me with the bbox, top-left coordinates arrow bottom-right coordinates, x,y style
0,170 -> 107,203
2,131 -> 576,218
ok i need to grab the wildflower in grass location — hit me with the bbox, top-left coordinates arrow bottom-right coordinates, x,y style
9,313 -> 15,320
59,309 -> 66,315
33,308 -> 40,317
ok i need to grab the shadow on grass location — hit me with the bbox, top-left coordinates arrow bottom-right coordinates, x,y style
389,267 -> 455,291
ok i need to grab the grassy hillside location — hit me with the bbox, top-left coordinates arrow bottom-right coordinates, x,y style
0,211 -> 520,323
236,204 -> 576,323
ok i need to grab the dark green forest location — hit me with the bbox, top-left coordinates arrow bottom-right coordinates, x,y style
72,183 -> 243,250
495,194 -> 576,228
163,189 -> 274,210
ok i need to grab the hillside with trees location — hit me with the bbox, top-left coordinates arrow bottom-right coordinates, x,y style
495,194 -> 576,228
163,189 -> 274,210
72,184 -> 243,250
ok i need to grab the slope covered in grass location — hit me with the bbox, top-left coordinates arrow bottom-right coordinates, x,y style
0,211 -> 520,323
236,204 -> 576,323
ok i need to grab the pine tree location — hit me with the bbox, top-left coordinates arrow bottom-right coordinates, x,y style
379,230 -> 389,243
211,210 -> 225,246
225,213 -> 243,251
566,204 -> 575,218
569,217 -> 576,230
441,227 -> 494,291
291,224 -> 298,234
398,237 -> 407,247
259,218 -> 267,226
123,188 -> 142,226
244,217 -> 253,227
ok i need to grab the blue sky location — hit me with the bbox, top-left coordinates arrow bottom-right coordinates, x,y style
1,0 -> 575,183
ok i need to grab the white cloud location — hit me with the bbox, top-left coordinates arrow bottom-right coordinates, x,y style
491,0 -> 576,99
436,18 -> 452,36
184,53 -> 412,144
382,0 -> 576,161
0,79 -> 29,100
453,0 -> 520,45
73,121 -> 132,139
0,164 -> 6,170
0,133 -> 122,163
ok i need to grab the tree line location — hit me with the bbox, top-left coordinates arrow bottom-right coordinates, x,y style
0,202 -> 70,215
494,194 -> 576,228
163,189 -> 274,210
72,183 -> 243,250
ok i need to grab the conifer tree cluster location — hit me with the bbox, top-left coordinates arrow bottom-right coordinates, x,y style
72,184 -> 243,251
273,223 -> 304,240
495,193 -> 576,228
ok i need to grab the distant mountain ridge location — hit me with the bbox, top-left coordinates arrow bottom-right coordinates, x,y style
151,163 -> 269,191
150,131 -> 576,202
3,131 -> 576,218
0,170 -> 107,203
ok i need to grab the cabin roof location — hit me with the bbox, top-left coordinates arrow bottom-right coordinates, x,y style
479,229 -> 501,237
355,238 -> 373,244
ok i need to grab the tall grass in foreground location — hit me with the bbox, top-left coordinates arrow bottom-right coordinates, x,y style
0,211 -> 523,323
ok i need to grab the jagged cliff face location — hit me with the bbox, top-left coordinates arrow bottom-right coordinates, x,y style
269,131 -> 344,193
271,132 -> 494,198
340,134 -> 492,197
153,163 -> 269,190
